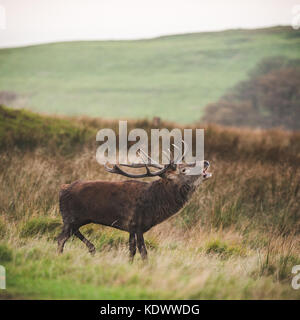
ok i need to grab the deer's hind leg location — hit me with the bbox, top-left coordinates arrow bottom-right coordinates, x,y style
57,223 -> 72,254
74,229 -> 96,255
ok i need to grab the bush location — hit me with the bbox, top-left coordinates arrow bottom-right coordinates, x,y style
20,217 -> 61,238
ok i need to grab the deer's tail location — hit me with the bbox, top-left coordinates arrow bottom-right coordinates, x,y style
59,181 -> 80,223
60,184 -> 70,191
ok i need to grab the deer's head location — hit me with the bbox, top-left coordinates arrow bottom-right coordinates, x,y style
161,161 -> 212,187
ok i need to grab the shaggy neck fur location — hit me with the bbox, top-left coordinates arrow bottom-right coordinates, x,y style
137,178 -> 198,230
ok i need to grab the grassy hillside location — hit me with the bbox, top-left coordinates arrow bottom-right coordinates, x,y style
0,26 -> 299,123
0,105 -> 93,152
0,107 -> 299,299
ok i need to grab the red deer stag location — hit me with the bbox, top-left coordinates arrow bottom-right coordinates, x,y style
57,145 -> 211,260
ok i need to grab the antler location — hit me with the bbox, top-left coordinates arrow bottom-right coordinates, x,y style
119,163 -> 163,169
162,139 -> 189,165
104,160 -> 174,178
174,139 -> 189,164
138,149 -> 163,168
104,141 -> 192,178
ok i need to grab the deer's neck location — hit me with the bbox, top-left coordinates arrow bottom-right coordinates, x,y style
138,179 -> 196,230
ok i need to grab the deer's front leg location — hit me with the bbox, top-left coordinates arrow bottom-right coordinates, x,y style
137,233 -> 148,260
129,233 -> 137,262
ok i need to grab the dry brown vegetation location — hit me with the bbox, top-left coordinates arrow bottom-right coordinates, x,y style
0,106 -> 299,299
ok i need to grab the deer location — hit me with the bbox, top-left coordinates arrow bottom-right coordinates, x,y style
57,142 -> 212,261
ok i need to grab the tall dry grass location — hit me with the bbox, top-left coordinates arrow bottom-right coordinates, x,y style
0,145 -> 299,299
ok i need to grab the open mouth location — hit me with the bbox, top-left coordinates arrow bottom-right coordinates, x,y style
203,171 -> 212,178
202,168 -> 210,178
202,161 -> 212,178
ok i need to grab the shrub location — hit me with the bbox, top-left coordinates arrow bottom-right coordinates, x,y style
20,217 -> 61,238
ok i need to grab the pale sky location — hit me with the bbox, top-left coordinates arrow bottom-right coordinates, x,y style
0,0 -> 299,48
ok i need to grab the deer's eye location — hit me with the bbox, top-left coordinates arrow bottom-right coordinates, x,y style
181,168 -> 186,173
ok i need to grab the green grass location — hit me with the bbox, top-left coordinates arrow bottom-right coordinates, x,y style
1,232 -> 299,300
0,26 -> 299,123
5,274 -> 162,300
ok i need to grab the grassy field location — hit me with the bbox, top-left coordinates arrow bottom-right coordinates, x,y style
0,26 -> 300,123
0,106 -> 299,299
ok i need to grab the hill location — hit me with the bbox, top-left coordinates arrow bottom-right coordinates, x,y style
0,26 -> 299,123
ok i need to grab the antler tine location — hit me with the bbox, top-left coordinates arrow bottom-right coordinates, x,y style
174,140 -> 189,164
139,151 -> 152,175
104,162 -> 118,173
139,149 -> 163,169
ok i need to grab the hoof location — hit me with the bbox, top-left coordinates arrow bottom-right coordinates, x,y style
89,248 -> 96,256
